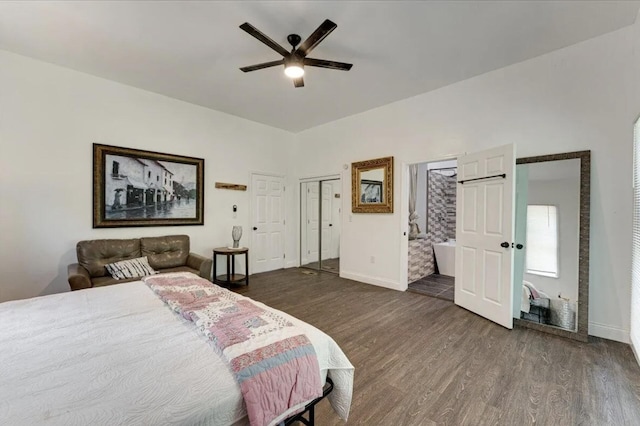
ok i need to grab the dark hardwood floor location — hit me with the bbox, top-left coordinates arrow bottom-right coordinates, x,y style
408,274 -> 455,301
232,268 -> 640,426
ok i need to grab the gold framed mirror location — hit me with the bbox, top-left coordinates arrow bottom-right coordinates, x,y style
351,156 -> 394,213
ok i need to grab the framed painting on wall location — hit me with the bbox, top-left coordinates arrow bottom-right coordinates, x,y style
93,144 -> 204,228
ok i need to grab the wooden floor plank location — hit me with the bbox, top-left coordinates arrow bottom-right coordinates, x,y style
408,273 -> 455,301
231,268 -> 640,425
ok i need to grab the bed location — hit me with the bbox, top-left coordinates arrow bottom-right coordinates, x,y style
0,274 -> 354,426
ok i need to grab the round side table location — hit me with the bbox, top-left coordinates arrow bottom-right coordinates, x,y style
212,247 -> 249,287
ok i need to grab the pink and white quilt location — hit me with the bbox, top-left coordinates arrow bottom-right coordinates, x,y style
143,273 -> 322,426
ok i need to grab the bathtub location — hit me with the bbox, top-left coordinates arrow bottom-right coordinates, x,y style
433,241 -> 456,277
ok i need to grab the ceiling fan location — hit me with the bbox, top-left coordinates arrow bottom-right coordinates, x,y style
239,19 -> 353,88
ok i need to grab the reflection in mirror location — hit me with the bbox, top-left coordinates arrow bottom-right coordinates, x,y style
352,156 -> 394,213
360,168 -> 385,203
513,151 -> 590,342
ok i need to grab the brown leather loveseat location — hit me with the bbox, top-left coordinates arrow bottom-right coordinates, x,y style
67,234 -> 212,291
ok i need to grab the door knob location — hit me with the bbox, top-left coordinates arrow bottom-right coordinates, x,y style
329,224 -> 333,227
515,243 -> 524,250
252,227 -> 257,231
500,242 -> 509,248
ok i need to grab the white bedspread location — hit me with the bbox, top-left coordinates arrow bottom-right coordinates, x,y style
0,282 -> 354,426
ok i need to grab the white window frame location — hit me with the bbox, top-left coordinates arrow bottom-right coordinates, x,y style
526,204 -> 559,278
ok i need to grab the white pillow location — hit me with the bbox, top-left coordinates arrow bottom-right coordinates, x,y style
105,256 -> 157,280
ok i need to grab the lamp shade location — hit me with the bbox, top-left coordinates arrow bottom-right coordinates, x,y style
284,65 -> 304,78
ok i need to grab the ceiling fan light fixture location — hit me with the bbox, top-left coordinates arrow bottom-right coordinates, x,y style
284,63 -> 304,78
239,20 -> 352,87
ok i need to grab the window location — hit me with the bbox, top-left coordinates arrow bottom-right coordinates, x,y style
148,171 -> 151,179
112,161 -> 119,176
526,205 -> 558,277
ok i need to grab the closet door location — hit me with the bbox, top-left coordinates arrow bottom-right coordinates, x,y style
320,182 -> 333,261
302,182 -> 320,267
301,179 -> 341,272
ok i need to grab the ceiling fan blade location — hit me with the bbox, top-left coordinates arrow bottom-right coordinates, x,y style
304,58 -> 353,71
240,22 -> 290,57
293,77 -> 304,88
295,19 -> 337,57
240,59 -> 284,73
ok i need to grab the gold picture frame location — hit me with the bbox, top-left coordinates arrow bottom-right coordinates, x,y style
351,156 -> 394,213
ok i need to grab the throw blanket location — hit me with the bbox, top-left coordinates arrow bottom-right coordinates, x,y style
143,273 -> 322,426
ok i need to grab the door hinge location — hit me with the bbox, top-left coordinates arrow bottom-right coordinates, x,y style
283,253 -> 286,258
283,220 -> 286,225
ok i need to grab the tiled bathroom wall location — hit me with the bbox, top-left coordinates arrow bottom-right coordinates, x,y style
427,170 -> 457,242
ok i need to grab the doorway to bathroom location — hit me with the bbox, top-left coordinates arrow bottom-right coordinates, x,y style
300,178 -> 341,274
407,159 -> 457,301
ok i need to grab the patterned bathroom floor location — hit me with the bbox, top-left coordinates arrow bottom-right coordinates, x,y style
408,274 -> 455,301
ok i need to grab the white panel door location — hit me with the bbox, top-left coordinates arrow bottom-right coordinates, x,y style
251,174 -> 285,274
320,182 -> 333,260
455,144 -> 515,329
306,183 -> 320,264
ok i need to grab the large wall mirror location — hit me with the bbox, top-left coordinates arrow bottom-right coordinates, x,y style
352,156 -> 394,213
513,150 -> 590,342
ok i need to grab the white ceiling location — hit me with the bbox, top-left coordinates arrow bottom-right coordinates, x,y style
0,1 -> 638,133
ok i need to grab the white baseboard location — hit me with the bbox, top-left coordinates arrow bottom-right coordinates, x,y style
340,270 -> 403,291
589,321 -> 630,343
285,260 -> 298,269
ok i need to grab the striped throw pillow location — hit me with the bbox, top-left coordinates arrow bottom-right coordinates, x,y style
105,256 -> 157,280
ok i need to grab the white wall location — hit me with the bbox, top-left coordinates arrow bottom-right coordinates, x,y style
0,50 -> 296,303
524,178 -> 580,302
294,26 -> 638,342
630,10 -> 640,358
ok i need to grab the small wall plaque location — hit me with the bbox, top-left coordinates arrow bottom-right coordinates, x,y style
215,182 -> 247,191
